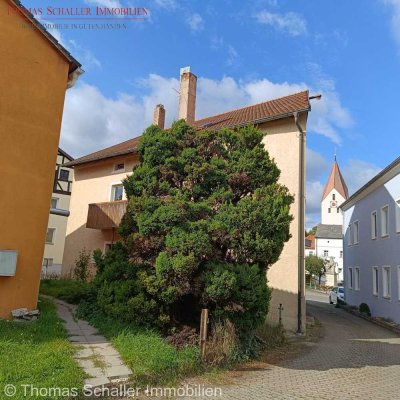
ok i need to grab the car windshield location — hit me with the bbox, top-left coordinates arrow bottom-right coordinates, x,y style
338,287 -> 344,293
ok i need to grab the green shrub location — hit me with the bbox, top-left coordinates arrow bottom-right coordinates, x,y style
85,122 -> 293,336
359,302 -> 371,316
40,279 -> 92,304
73,248 -> 90,282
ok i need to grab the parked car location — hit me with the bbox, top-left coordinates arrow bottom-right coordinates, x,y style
329,286 -> 344,304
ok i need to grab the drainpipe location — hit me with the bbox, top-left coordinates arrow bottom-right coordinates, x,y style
294,111 -> 306,334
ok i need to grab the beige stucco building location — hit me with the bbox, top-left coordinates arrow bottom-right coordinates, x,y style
62,68 -> 311,332
42,148 -> 74,277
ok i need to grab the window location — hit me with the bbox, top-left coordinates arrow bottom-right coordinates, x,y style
354,267 -> 360,290
337,208 -> 340,213
323,250 -> 329,257
328,208 -> 331,213
59,169 -> 70,181
111,184 -> 124,201
372,266 -> 379,296
371,211 -> 377,239
383,266 -> 391,298
42,258 -> 53,267
353,221 -> 359,244
348,224 -> 352,245
332,194 -> 336,200
113,162 -> 125,173
396,199 -> 400,233
340,251 -> 343,258
381,205 -> 389,237
51,197 -> 59,209
397,266 -> 400,301
104,243 -> 114,253
348,267 -> 353,289
46,228 -> 56,244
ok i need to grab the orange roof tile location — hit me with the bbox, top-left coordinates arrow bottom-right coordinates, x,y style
322,160 -> 349,201
65,90 -> 310,167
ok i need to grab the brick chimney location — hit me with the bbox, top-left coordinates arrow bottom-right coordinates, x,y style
178,67 -> 197,124
153,104 -> 165,129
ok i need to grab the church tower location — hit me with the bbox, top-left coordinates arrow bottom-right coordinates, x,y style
321,158 -> 348,225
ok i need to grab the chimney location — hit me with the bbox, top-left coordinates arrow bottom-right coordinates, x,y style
153,104 -> 165,129
178,66 -> 197,124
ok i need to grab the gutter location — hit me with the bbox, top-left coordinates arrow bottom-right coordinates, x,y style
294,111 -> 306,334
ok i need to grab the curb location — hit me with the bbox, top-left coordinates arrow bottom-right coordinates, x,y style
338,305 -> 400,336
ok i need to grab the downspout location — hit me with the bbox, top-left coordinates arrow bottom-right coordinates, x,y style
294,111 -> 306,334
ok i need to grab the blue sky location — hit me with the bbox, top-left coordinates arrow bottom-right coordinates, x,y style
25,0 -> 400,226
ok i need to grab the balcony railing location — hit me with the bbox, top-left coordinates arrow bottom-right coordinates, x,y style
86,200 -> 128,230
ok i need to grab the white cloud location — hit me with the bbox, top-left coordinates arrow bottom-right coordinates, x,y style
226,45 -> 239,66
342,159 -> 382,195
37,18 -> 101,70
210,35 -> 224,50
84,0 -> 121,8
304,150 -> 382,229
61,73 -> 351,157
186,13 -> 204,32
383,0 -> 400,47
307,148 -> 330,182
306,180 -> 324,228
152,0 -> 178,10
61,75 -> 180,156
255,10 -> 307,36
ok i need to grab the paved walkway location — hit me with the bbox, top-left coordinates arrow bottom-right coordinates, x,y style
184,293 -> 400,400
52,298 -> 132,388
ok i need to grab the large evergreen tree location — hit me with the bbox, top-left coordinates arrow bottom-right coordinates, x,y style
95,121 -> 294,334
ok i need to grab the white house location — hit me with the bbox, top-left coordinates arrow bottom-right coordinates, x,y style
341,156 -> 400,324
314,158 -> 348,285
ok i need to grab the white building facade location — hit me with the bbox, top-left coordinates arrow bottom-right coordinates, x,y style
315,159 -> 348,286
42,148 -> 73,277
342,156 -> 400,324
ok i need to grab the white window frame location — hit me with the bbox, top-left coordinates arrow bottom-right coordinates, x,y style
339,250 -> 343,258
397,266 -> 400,301
51,197 -> 59,209
371,210 -> 377,239
112,162 -> 125,174
348,267 -> 353,289
382,266 -> 391,299
395,198 -> 400,234
110,182 -> 125,201
381,205 -> 389,237
42,258 -> 53,267
353,220 -> 359,244
348,224 -> 352,246
372,266 -> 379,296
46,228 -> 56,244
354,267 -> 360,291
323,250 -> 329,257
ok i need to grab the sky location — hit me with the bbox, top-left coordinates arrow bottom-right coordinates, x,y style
24,0 -> 400,227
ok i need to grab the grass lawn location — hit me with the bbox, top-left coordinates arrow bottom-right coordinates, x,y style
40,279 -> 201,386
40,279 -> 91,304
0,298 -> 85,400
81,311 -> 200,386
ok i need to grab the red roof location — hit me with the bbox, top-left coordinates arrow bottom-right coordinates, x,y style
305,234 -> 315,250
322,159 -> 349,201
65,90 -> 310,167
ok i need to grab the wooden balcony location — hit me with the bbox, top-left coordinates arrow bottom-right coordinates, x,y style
86,200 -> 128,230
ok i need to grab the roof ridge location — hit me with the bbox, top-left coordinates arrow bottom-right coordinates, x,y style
195,90 -> 309,125
66,90 -> 310,167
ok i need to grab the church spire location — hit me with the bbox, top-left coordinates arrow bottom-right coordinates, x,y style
322,158 -> 348,201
